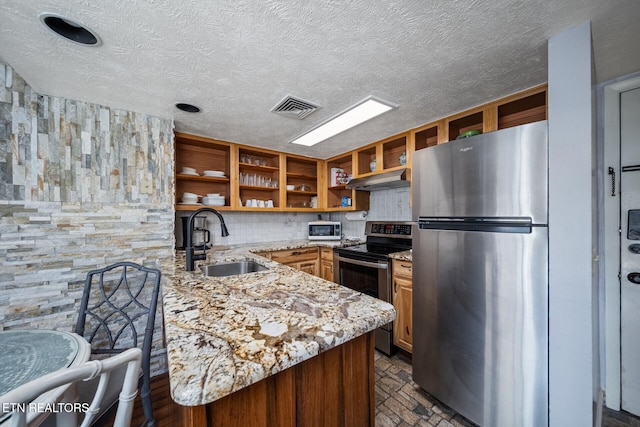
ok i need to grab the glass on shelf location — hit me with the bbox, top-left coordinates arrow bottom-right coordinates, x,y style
240,153 -> 271,167
240,173 -> 278,188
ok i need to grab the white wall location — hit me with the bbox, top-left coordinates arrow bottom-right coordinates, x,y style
548,21 -> 597,426
599,71 -> 640,410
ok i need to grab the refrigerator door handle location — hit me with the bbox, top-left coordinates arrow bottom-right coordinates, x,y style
418,217 -> 533,233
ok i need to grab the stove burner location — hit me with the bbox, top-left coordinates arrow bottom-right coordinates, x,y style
334,221 -> 413,262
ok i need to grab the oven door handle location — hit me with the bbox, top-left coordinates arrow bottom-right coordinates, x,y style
336,255 -> 388,270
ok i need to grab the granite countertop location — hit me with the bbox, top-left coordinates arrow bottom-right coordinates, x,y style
160,239 -> 395,407
389,249 -> 412,261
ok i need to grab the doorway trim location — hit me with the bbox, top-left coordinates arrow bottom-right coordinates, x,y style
602,75 -> 640,410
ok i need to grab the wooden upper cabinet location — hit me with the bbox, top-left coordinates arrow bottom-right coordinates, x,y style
174,132 -> 233,211
354,132 -> 409,177
446,109 -> 484,142
496,85 -> 547,129
325,153 -> 370,211
409,84 -> 548,157
174,84 -> 547,212
382,135 -> 409,171
236,146 -> 281,210
284,155 -> 321,211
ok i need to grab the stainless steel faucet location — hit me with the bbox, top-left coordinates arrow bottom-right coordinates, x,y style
185,208 -> 229,271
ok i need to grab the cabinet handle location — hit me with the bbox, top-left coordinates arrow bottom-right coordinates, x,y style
406,326 -> 410,335
394,280 -> 397,293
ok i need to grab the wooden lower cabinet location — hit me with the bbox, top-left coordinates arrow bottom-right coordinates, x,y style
392,259 -> 413,353
319,248 -> 334,282
178,332 -> 375,427
255,247 -> 335,281
265,247 -> 323,278
297,260 -> 318,276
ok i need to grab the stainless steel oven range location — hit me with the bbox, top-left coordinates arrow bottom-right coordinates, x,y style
333,221 -> 413,355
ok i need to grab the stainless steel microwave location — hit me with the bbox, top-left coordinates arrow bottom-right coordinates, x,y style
308,221 -> 341,240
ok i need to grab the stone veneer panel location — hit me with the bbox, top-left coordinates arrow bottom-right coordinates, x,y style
0,62 -> 174,375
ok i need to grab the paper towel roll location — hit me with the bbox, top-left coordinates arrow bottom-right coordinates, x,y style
344,211 -> 368,221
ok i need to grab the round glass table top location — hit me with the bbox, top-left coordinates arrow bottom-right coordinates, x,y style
0,330 -> 81,396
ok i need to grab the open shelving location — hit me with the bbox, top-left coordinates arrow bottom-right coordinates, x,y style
173,84 -> 548,212
237,147 -> 280,210
497,88 -> 547,129
175,133 -> 232,211
381,135 -> 408,171
285,156 -> 319,210
356,146 -> 378,176
447,110 -> 484,142
326,153 -> 370,211
413,123 -> 439,152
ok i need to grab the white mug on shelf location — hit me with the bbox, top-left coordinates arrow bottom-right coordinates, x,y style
266,200 -> 274,208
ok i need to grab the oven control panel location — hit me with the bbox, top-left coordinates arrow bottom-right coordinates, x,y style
368,222 -> 413,237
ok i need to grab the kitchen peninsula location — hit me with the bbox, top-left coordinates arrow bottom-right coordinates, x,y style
160,241 -> 395,426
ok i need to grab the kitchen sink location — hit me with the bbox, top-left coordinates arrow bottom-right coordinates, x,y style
200,261 -> 269,277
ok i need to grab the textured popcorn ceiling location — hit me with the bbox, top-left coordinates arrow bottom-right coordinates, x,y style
1,0 -> 639,158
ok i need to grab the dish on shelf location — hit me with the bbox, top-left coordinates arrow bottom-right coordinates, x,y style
178,202 -> 202,205
286,185 -> 295,191
203,170 -> 226,177
180,171 -> 200,176
202,196 -> 225,205
202,201 -> 225,206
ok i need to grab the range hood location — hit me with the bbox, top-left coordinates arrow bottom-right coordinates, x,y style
346,168 -> 409,191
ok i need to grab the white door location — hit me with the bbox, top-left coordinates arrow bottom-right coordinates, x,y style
621,86 -> 640,416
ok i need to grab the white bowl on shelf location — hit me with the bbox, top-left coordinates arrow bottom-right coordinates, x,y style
181,167 -> 198,175
202,197 -> 225,206
203,170 -> 226,177
286,185 -> 295,191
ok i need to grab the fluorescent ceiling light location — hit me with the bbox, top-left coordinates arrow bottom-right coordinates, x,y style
290,96 -> 397,146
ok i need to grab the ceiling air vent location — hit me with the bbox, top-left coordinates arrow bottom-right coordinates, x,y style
271,95 -> 320,120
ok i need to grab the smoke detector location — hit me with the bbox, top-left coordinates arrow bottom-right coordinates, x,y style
271,95 -> 320,120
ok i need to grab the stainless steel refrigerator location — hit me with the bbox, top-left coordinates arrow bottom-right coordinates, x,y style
411,121 -> 548,427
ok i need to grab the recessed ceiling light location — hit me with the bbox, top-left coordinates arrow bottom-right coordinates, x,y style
175,103 -> 201,113
39,13 -> 101,46
290,96 -> 398,147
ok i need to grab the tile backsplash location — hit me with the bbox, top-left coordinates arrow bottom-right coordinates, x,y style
175,211 -> 320,247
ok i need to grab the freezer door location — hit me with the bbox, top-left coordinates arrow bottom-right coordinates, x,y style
412,226 -> 548,427
412,121 -> 548,224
